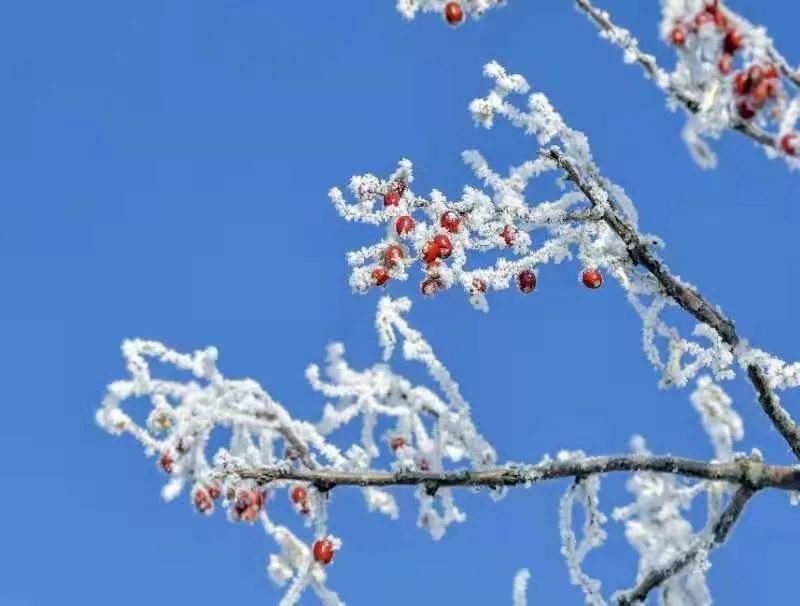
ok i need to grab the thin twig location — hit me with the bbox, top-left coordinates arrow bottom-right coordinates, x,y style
233,454 -> 800,493
547,147 -> 800,461
616,484 -> 756,605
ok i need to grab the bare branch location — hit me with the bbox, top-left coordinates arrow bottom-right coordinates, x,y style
616,484 -> 756,605
548,147 -> 800,460
233,454 -> 800,493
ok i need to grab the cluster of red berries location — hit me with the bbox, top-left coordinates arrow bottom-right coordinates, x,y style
312,538 -> 336,565
231,488 -> 268,523
732,63 -> 781,120
290,485 -> 312,515
193,483 -> 222,514
668,1 -> 744,75
444,2 -> 464,26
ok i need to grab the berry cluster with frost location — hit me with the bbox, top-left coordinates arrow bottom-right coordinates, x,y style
96,296 -> 496,604
333,61 -> 754,391
576,0 -> 800,169
396,0 -> 505,24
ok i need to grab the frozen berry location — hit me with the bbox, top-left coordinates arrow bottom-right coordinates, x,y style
313,538 -> 336,565
670,27 -> 686,46
501,225 -> 516,247
159,453 -> 174,474
440,211 -> 461,233
518,270 -> 536,294
291,486 -> 308,504
390,436 -> 407,451
581,268 -> 603,289
420,277 -> 442,296
723,28 -> 743,53
444,2 -> 464,26
433,234 -> 453,259
384,245 -> 405,268
781,133 -> 798,156
372,267 -> 390,287
395,215 -> 415,236
384,190 -> 400,207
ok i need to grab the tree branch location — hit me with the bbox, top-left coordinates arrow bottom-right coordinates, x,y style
616,484 -> 756,605
547,147 -> 800,461
233,454 -> 800,493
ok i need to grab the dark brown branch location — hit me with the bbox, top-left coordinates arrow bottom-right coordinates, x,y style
547,148 -> 800,461
233,454 -> 800,493
574,0 -> 779,150
616,484 -> 756,605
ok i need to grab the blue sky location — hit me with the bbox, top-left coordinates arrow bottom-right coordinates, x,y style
1,1 -> 799,604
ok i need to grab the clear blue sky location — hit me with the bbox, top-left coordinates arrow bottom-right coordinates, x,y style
1,1 -> 798,604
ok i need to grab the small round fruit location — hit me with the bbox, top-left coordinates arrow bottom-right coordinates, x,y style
395,215 -> 415,236
733,71 -> 749,95
669,27 -> 686,46
420,277 -> 442,296
384,245 -> 405,268
440,211 -> 461,233
471,278 -> 487,293
383,190 -> 400,207
433,234 -> 453,259
444,2 -> 464,26
422,242 -> 440,265
313,539 -> 336,565
390,436 -> 407,451
518,270 -> 537,294
160,453 -> 174,474
781,133 -> 798,156
723,28 -> 743,53
291,486 -> 308,504
736,100 -> 756,120
501,225 -> 516,247
372,267 -> 390,287
581,268 -> 603,289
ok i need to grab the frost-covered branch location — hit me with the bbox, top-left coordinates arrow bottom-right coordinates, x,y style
616,484 -> 755,606
576,0 -> 800,169
235,454 -> 800,493
331,61 -> 800,462
547,146 -> 800,460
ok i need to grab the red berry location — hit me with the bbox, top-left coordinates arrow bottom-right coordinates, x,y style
313,538 -> 335,565
383,190 -> 400,207
733,71 -> 749,95
518,270 -> 537,294
736,100 -> 756,120
384,245 -> 405,268
501,225 -> 516,247
433,234 -> 453,259
443,2 -> 464,26
372,267 -> 390,287
419,458 -> 430,471
159,453 -> 174,474
390,436 -> 407,451
207,483 -> 222,499
723,29 -> 743,54
670,27 -> 686,47
422,242 -> 440,265
581,268 -> 603,289
781,133 -> 798,156
440,211 -> 461,233
193,488 -> 213,514
420,277 -> 442,296
395,215 -> 415,236
751,79 -> 771,107
712,9 -> 727,29
471,278 -> 487,293
763,63 -> 779,80
252,490 -> 266,509
718,53 -> 733,75
291,486 -> 308,504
